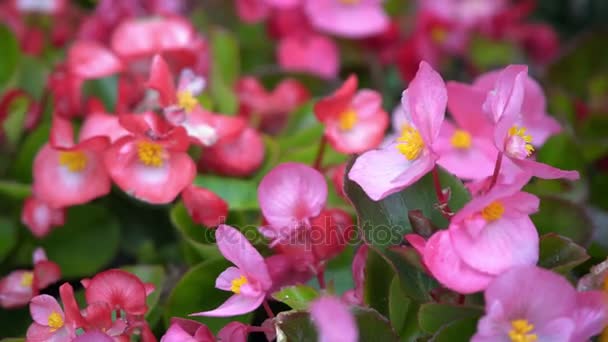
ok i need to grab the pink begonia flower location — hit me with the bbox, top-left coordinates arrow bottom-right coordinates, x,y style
79,111 -> 131,143
181,185 -> 228,228
82,269 -> 154,316
104,112 -> 196,204
265,254 -> 315,294
21,196 -> 66,238
310,296 -> 358,342
435,82 -> 497,180
12,0 -> 66,14
67,40 -> 124,79
304,0 -> 389,38
266,0 -> 300,8
216,322 -> 249,342
198,126 -> 265,177
147,54 -> 245,147
349,61 -> 447,201
161,318 -> 215,342
26,294 -> 74,342
412,175 -> 540,294
258,163 -> 327,242
236,0 -> 270,23
343,244 -> 368,305
277,34 -> 339,80
314,75 -> 389,154
482,65 -> 579,181
33,115 -> 111,208
472,265 -> 608,342
419,0 -> 506,27
72,331 -> 114,342
191,225 -> 272,317
0,248 -> 60,309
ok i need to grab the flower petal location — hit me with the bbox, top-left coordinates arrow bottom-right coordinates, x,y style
406,61 -> 447,144
310,296 -> 358,342
190,293 -> 265,317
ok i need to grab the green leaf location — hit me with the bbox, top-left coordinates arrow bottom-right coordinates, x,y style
16,56 -> 48,99
210,27 -> 239,114
282,101 -> 317,135
41,205 -> 120,278
121,265 -> 166,322
418,303 -> 483,334
253,135 -> 281,182
469,36 -> 521,70
353,307 -> 399,342
0,180 -> 31,200
532,197 -> 593,246
536,134 -> 586,172
3,96 -> 29,146
193,175 -> 258,211
364,248 -> 395,316
388,276 -> 425,341
10,122 -> 50,183
272,285 -> 320,310
0,307 -> 30,338
0,339 -> 25,342
538,233 -> 589,273
0,218 -> 17,263
385,247 -> 437,302
165,258 -> 252,334
276,311 -> 317,342
0,25 -> 20,88
82,76 -> 118,112
169,202 -> 221,261
430,317 -> 478,342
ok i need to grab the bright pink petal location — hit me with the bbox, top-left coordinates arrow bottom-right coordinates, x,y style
236,0 -> 270,23
72,331 -> 113,342
21,197 -> 65,238
161,322 -> 200,342
570,291 -> 608,341
49,115 -> 74,149
216,266 -> 243,292
216,322 -> 249,342
404,234 -> 426,255
258,163 -> 327,231
85,269 -> 148,316
147,54 -> 178,107
406,61 -> 447,145
0,270 -> 34,308
310,296 -> 358,342
198,126 -> 264,177
79,112 -> 131,143
446,82 -> 493,136
68,41 -> 123,79
314,75 -> 356,123
513,159 -> 579,181
190,293 -> 265,317
182,185 -> 228,227
423,231 -> 493,294
305,0 -> 388,38
277,34 -> 339,79
33,261 -> 61,290
30,294 -> 63,326
26,323 -> 66,342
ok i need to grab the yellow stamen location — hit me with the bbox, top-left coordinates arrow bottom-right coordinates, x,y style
451,129 -> 472,149
396,125 -> 425,160
177,90 -> 198,113
20,272 -> 33,287
230,275 -> 248,294
508,126 -> 535,156
338,109 -> 358,131
137,141 -> 164,167
431,27 -> 447,44
482,201 -> 505,221
48,311 -> 64,331
509,319 -> 538,342
58,151 -> 88,172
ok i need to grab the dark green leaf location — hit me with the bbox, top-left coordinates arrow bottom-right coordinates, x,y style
41,205 -> 120,278
389,276 -> 426,341
538,233 -> 589,273
418,303 -> 483,334
0,25 -> 20,88
353,307 -> 399,342
364,248 -> 395,316
430,317 -> 478,342
0,307 -> 30,338
210,27 -> 239,114
10,122 -> 50,183
169,202 -> 221,260
165,258 -> 252,334
272,285 -> 319,310
82,76 -> 118,112
276,311 -> 317,342
532,197 -> 593,246
194,175 -> 258,211
0,218 -> 17,263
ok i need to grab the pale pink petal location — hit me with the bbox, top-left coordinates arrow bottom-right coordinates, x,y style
68,41 -> 123,79
72,331 -> 114,342
147,54 -> 177,107
534,318 -> 575,342
310,296 -> 357,342
446,82 -> 493,136
570,291 -> 608,341
190,293 -> 265,317
30,295 -> 63,326
277,34 -> 339,79
161,322 -> 199,342
436,134 -> 497,180
215,266 -> 243,292
216,321 -> 249,342
80,112 -> 131,143
500,192 -> 540,216
513,159 -> 579,181
305,0 -> 388,38
26,323 -> 60,342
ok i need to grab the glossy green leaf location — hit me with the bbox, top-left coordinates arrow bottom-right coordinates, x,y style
538,233 -> 589,273
364,248 -> 395,316
0,218 -> 17,263
210,27 -> 239,114
353,307 -> 399,342
418,303 -> 483,334
82,76 -> 118,112
0,25 -> 20,88
276,311 -> 317,342
272,285 -> 319,310
532,197 -> 593,246
41,205 -> 120,278
169,202 -> 221,260
3,96 -> 29,146
194,175 -> 258,211
10,122 -> 50,183
165,258 -> 252,334
430,317 -> 478,342
388,276 -> 425,341
282,101 -> 317,135
121,265 -> 166,322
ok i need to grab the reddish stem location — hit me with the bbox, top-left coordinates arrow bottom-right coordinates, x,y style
313,135 -> 327,171
432,166 -> 452,219
488,152 -> 503,191
316,268 -> 326,290
262,300 -> 275,318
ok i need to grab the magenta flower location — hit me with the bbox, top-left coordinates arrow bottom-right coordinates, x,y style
413,175 -> 540,294
181,185 -> 228,228
420,0 -> 506,27
482,65 -> 578,181
26,294 -> 74,342
304,0 -> 389,38
435,81 -> 498,180
310,296 -> 358,342
21,196 -> 66,238
343,244 -> 368,305
349,61 -> 447,200
472,265 -> 608,342
258,163 -> 327,243
79,111 -> 131,144
161,318 -> 215,342
277,33 -> 339,80
191,225 -> 272,317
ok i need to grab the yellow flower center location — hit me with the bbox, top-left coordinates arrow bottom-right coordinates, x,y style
338,109 -> 358,131
58,151 -> 88,172
482,201 -> 505,221
509,319 -> 538,342
451,129 -> 472,149
177,90 -> 198,113
137,141 -> 164,167
396,125 -> 425,160
230,275 -> 248,294
20,272 -> 33,287
508,126 -> 534,156
48,311 -> 64,331
431,27 -> 447,44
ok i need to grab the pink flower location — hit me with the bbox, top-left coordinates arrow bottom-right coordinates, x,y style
472,265 -> 608,342
434,82 -> 497,180
343,244 -> 368,305
258,163 -> 327,243
104,112 -> 196,204
314,75 -> 389,154
83,269 -> 154,316
181,185 -> 228,227
348,61 -> 447,200
191,225 -> 272,317
67,40 -> 124,79
21,196 -> 66,238
72,331 -> 114,342
33,115 -> 111,208
264,254 -> 315,294
26,294 -> 74,342
79,111 -> 131,143
236,0 -> 270,23
277,33 -> 339,80
310,296 -> 358,342
161,318 -> 214,342
413,175 -> 540,294
419,0 -> 506,27
304,0 -> 389,38
12,0 -> 66,14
